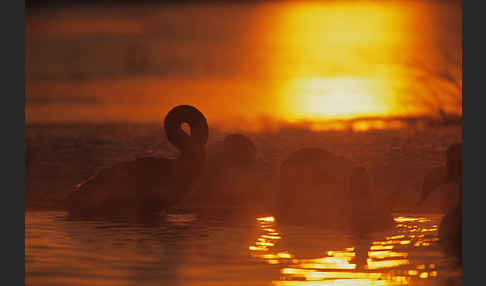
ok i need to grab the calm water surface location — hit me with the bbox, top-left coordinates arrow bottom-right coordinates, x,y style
26,212 -> 460,286
25,122 -> 462,285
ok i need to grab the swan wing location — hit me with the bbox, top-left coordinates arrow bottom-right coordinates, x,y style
68,157 -> 173,208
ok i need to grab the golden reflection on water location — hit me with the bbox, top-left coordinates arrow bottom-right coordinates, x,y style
249,215 -> 443,285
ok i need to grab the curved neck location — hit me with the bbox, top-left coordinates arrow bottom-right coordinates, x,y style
163,105 -> 208,186
164,105 -> 208,157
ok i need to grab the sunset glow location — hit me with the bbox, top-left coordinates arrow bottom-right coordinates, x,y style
271,2 -> 411,121
281,77 -> 397,120
25,0 -> 461,130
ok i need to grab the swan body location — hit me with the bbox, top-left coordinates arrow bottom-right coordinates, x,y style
209,133 -> 258,204
418,165 -> 460,211
418,143 -> 462,262
182,133 -> 261,211
349,166 -> 393,236
277,148 -> 392,233
222,133 -> 257,168
418,166 -> 448,206
64,105 -> 209,219
440,143 -> 462,262
277,148 -> 355,227
439,204 -> 462,260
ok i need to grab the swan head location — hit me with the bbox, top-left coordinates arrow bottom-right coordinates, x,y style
446,142 -> 462,183
164,105 -> 209,159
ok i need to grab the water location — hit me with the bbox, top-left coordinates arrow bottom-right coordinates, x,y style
25,212 -> 461,286
25,123 -> 461,285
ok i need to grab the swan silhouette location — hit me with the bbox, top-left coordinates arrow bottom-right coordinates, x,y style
418,143 -> 462,262
349,166 -> 393,236
418,143 -> 462,208
64,105 -> 209,219
277,148 -> 355,226
182,133 -> 260,212
222,133 -> 257,168
417,166 -> 448,207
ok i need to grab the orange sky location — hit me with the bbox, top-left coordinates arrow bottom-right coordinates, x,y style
25,1 -> 462,130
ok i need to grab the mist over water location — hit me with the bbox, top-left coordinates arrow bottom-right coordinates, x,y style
26,0 -> 461,129
26,123 -> 461,213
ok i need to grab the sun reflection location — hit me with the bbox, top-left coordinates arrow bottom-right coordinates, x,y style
248,216 -> 282,256
419,272 -> 429,279
249,214 -> 443,285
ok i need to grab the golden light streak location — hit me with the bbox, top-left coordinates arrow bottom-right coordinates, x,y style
262,235 -> 281,240
370,245 -> 394,251
368,251 -> 408,260
367,259 -> 410,270
257,216 -> 275,222
249,214 -> 443,286
393,217 -> 419,223
277,252 -> 293,259
386,235 -> 405,240
419,272 -> 429,279
249,245 -> 268,251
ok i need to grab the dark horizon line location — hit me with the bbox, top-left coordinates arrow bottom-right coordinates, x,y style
25,113 -> 462,127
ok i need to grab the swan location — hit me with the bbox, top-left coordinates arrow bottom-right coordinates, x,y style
277,148 -> 355,226
416,165 -> 459,212
349,166 -> 393,237
417,166 -> 448,206
181,133 -> 263,216
210,133 -> 258,203
418,143 -> 462,262
439,143 -> 462,262
222,133 -> 257,168
343,166 -> 393,269
64,105 -> 209,219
